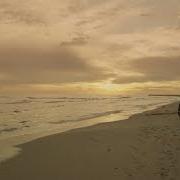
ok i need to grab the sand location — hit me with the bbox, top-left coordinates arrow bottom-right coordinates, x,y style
0,102 -> 180,180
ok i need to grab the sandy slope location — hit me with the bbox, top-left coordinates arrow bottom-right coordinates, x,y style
0,102 -> 180,180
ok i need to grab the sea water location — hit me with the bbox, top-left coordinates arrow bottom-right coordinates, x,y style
0,95 -> 179,162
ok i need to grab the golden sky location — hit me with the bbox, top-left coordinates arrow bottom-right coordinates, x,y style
0,0 -> 180,95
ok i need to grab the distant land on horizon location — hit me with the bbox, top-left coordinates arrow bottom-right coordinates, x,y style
149,94 -> 180,97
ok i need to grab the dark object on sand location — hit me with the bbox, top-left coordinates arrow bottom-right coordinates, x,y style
178,103 -> 180,116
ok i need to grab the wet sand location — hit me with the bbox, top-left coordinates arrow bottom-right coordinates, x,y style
0,102 -> 180,180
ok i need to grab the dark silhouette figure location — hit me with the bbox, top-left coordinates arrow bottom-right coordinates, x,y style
178,103 -> 180,117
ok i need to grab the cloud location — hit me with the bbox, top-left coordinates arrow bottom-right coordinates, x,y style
114,56 -> 180,84
60,36 -> 88,47
0,47 -> 112,85
0,1 -> 46,25
1,0 -> 180,95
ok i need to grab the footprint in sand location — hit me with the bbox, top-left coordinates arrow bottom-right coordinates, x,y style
107,147 -> 112,152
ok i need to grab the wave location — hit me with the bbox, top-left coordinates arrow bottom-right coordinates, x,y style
4,100 -> 33,105
50,110 -> 122,124
45,101 -> 66,104
0,128 -> 18,134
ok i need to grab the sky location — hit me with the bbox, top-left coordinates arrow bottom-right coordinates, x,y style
0,0 -> 180,95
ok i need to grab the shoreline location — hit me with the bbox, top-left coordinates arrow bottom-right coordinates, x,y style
0,102 -> 180,179
0,100 -> 176,164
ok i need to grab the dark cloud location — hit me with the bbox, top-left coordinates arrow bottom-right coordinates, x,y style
0,47 -> 112,85
60,36 -> 88,47
0,1 -> 45,25
114,56 -> 180,84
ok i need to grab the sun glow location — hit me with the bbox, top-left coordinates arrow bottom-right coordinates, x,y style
1,82 -> 127,95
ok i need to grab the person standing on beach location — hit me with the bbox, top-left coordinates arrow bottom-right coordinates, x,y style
178,103 -> 180,116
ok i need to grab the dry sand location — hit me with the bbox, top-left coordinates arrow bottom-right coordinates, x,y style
0,102 -> 180,180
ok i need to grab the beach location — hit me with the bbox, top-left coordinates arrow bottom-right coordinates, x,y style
0,102 -> 180,180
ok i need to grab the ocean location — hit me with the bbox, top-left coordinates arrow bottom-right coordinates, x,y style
0,95 -> 180,162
